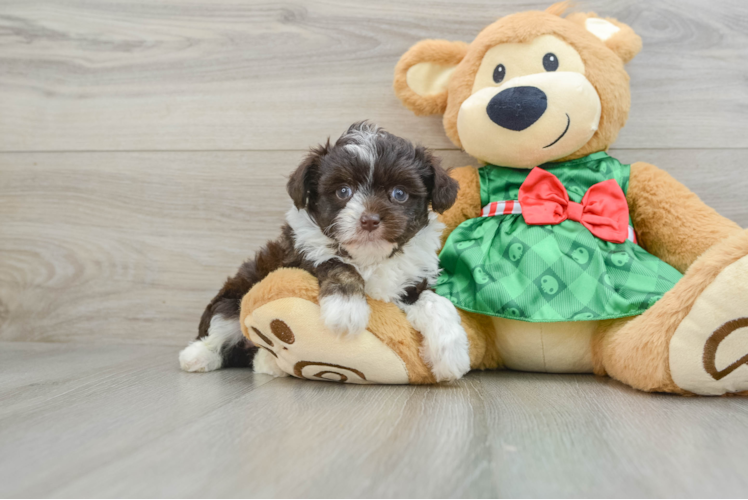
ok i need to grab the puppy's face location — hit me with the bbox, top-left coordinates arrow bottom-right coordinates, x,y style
288,123 -> 458,259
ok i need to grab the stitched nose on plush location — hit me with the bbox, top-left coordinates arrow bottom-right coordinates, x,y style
486,86 -> 548,131
360,213 -> 381,232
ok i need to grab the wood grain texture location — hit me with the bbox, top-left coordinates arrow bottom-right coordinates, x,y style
2,2 -> 747,497
1,342 -> 746,498
0,342 -> 274,498
1,149 -> 745,346
0,149 -> 473,345
479,371 -> 748,498
1,0 -> 747,151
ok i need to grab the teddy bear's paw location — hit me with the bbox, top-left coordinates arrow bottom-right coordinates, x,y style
319,294 -> 371,337
406,291 -> 471,383
245,297 -> 410,384
179,340 -> 223,373
670,254 -> 748,395
253,347 -> 289,378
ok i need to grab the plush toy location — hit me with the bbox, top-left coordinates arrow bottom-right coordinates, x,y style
240,3 -> 748,395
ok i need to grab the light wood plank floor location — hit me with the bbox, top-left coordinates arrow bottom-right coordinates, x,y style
1,342 -> 747,498
1,0 -> 748,497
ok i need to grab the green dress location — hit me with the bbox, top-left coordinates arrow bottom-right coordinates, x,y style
435,152 -> 683,322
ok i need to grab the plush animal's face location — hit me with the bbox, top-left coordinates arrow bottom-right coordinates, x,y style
458,34 -> 601,167
394,4 -> 642,168
287,122 -> 458,260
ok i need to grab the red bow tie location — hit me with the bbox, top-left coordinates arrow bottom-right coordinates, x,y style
518,167 -> 630,244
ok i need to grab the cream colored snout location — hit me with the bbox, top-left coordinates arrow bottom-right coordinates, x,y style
457,72 -> 602,168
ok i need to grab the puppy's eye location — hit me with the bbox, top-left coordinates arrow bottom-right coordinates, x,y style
492,64 -> 506,84
391,187 -> 408,203
543,53 -> 559,72
336,186 -> 353,200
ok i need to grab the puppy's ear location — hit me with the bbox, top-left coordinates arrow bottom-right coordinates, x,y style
431,165 -> 459,213
287,142 -> 328,209
419,148 -> 459,213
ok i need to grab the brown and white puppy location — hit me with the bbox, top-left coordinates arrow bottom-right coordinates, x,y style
179,122 -> 471,382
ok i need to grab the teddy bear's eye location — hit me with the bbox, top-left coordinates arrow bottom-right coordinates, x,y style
492,64 -> 506,84
543,53 -> 559,72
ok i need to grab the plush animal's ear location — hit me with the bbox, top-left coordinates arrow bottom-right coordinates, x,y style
287,142 -> 328,209
566,12 -> 642,64
394,39 -> 468,116
417,147 -> 459,213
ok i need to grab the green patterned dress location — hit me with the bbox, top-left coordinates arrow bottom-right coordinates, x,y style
435,152 -> 683,322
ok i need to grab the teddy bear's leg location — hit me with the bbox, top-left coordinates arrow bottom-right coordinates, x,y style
239,268 -> 495,384
458,309 -> 503,371
592,230 -> 748,395
240,268 -> 431,383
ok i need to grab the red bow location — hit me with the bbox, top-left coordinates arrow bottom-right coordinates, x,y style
518,167 -> 630,244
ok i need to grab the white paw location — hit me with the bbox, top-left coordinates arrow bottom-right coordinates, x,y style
319,293 -> 370,336
421,333 -> 471,382
253,348 -> 289,378
179,340 -> 222,372
405,291 -> 471,383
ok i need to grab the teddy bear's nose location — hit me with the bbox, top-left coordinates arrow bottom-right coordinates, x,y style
486,86 -> 548,131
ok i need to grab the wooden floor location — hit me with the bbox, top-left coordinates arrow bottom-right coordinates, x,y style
2,0 -> 748,497
1,341 -> 747,498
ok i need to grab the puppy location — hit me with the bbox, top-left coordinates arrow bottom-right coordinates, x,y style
179,122 -> 471,382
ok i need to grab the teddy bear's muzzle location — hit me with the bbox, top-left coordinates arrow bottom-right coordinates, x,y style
456,72 -> 602,168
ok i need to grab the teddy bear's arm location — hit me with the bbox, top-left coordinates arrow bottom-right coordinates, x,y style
438,166 -> 482,245
627,162 -> 742,273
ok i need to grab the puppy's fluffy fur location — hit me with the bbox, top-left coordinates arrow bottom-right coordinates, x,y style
179,122 -> 471,381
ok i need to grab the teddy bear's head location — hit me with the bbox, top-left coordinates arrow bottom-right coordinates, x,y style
394,2 -> 642,168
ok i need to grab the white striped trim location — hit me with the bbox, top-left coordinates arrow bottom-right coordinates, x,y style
481,200 -> 638,244
480,200 -> 522,217
627,225 -> 637,244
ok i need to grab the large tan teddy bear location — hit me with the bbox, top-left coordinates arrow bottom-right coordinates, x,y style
240,3 -> 748,396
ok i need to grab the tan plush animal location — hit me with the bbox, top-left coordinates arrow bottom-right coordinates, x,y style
240,3 -> 748,395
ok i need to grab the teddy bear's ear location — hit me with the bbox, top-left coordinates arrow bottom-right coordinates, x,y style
566,12 -> 643,64
394,39 -> 468,116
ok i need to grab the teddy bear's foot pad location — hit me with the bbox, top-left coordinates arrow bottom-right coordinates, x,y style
245,297 -> 410,384
670,255 -> 748,395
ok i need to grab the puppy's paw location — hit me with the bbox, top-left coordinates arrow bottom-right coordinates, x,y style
179,340 -> 222,373
420,329 -> 471,382
405,291 -> 471,383
253,348 -> 289,378
319,293 -> 370,336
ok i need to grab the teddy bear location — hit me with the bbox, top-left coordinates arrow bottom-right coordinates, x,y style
240,3 -> 748,396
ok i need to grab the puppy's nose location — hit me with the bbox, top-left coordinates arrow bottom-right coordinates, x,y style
359,213 -> 381,232
486,86 -> 547,131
